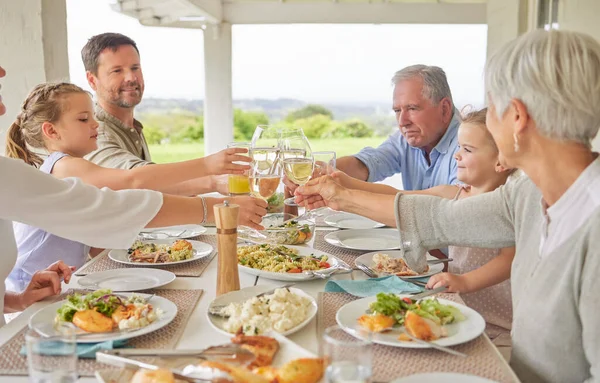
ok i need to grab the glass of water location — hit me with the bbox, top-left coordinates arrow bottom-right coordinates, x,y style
26,323 -> 77,383
322,325 -> 372,383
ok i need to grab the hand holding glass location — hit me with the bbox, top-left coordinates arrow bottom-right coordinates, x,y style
227,142 -> 251,196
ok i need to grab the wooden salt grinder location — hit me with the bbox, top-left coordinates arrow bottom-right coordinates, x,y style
214,200 -> 241,296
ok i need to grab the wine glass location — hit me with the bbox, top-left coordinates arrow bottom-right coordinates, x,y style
279,127 -> 314,207
248,147 -> 282,201
312,151 -> 337,178
251,125 -> 280,149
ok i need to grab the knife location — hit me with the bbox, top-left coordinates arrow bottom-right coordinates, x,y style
96,351 -> 210,382
208,283 -> 296,316
410,286 -> 448,300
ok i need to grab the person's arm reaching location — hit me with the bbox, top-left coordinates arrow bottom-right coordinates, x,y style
394,183 -> 517,272
0,157 -> 266,251
335,156 -> 370,181
52,148 -> 250,195
84,141 -> 152,169
351,131 -> 405,183
426,247 -> 515,293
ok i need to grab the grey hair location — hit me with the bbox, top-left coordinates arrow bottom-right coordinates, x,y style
485,29 -> 600,146
391,65 -> 454,106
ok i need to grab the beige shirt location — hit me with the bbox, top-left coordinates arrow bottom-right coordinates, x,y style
85,104 -> 153,169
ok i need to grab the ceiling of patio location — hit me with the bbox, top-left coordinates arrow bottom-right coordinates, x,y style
110,0 -> 487,28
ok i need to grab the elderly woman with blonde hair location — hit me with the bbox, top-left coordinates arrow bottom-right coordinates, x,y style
296,29 -> 600,382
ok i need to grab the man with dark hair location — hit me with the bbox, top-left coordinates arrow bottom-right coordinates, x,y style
82,33 -> 225,194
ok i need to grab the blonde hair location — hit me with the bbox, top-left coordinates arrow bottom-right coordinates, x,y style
460,107 -> 498,151
485,29 -> 600,146
5,82 -> 88,167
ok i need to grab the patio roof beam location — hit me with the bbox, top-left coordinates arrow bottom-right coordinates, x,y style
187,0 -> 223,24
223,2 -> 486,24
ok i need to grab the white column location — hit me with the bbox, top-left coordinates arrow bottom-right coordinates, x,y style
203,23 -> 233,155
557,0 -> 600,151
0,0 -> 70,151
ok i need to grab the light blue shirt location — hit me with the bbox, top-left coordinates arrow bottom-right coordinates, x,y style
354,111 -> 460,190
7,152 -> 90,292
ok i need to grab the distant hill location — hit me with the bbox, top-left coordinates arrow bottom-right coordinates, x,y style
137,97 -> 393,122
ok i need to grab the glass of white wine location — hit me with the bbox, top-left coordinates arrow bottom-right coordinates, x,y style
279,128 -> 314,207
248,147 -> 282,200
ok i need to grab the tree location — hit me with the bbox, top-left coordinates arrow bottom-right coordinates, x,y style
233,109 -> 270,140
323,118 -> 374,138
144,125 -> 167,144
285,104 -> 334,122
292,114 -> 333,139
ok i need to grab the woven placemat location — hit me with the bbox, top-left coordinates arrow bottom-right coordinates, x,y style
313,230 -> 369,265
75,235 -> 218,277
317,292 -> 517,383
0,289 -> 203,377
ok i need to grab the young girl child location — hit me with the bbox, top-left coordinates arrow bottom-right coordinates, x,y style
296,108 -> 515,352
5,82 -> 267,291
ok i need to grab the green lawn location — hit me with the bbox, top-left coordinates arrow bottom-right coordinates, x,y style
149,137 -> 387,163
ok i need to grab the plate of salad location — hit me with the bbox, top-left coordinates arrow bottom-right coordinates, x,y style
336,293 -> 485,348
29,289 -> 177,343
236,244 -> 346,281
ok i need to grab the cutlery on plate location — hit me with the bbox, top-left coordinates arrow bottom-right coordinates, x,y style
208,283 -> 296,316
303,263 -> 354,279
409,286 -> 448,300
427,258 -> 453,265
102,344 -> 255,364
355,262 -> 378,278
96,352 -> 212,382
138,229 -> 188,240
399,329 -> 468,358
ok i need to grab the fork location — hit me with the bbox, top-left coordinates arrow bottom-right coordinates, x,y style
139,229 -> 187,239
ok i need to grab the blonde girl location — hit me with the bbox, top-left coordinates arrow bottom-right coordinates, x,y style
5,82 -> 266,291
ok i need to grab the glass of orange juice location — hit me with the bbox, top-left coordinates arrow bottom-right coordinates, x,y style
227,142 -> 251,196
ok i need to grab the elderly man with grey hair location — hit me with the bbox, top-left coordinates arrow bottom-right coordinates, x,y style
337,65 -> 460,190
297,29 -> 600,382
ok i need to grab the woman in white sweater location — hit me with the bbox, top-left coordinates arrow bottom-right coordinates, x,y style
0,65 -> 265,322
296,29 -> 600,382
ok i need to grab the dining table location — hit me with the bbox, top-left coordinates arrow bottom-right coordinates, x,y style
0,224 -> 521,383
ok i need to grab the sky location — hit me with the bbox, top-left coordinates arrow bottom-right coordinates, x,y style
66,0 -> 487,106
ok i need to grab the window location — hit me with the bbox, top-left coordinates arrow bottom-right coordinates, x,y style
537,0 -> 559,30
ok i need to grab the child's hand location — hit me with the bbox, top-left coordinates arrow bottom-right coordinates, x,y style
426,272 -> 471,294
205,148 -> 251,175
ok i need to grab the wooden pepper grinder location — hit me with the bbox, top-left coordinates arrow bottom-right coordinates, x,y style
214,200 -> 241,296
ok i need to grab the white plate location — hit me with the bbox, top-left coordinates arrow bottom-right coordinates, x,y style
355,251 -> 444,279
30,294 -> 178,344
109,239 -> 213,267
324,228 -> 400,251
324,212 -> 385,230
391,373 -> 497,383
207,285 -> 318,337
78,268 -> 176,292
95,332 -> 323,383
139,224 -> 206,240
237,245 -> 344,281
336,295 -> 485,348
